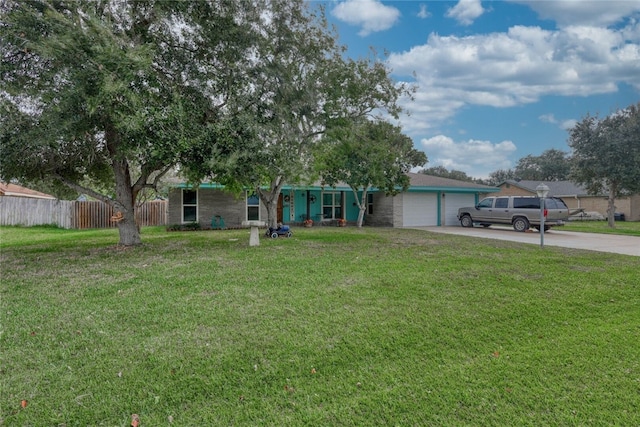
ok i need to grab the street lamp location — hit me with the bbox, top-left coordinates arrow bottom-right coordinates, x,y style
536,183 -> 550,248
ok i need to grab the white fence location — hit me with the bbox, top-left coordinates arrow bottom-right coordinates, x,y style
0,196 -> 167,229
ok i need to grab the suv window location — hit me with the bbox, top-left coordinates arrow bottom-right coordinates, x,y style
477,198 -> 494,208
513,197 -> 540,209
495,198 -> 509,208
546,198 -> 568,209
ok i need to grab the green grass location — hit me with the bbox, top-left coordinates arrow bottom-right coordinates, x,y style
1,226 -> 639,425
564,220 -> 640,236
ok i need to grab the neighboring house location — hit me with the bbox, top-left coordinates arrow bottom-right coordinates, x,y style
496,180 -> 640,221
167,173 -> 498,228
0,182 -> 56,200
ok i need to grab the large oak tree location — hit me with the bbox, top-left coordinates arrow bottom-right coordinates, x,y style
1,0 -> 265,245
568,102 -> 640,227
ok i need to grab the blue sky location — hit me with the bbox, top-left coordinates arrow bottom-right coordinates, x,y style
318,0 -> 640,178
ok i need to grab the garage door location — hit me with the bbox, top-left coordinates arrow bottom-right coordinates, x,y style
444,193 -> 476,226
403,193 -> 438,226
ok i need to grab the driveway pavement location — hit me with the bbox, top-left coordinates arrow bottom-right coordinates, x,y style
415,226 -> 640,257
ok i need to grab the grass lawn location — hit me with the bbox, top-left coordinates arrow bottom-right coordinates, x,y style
564,220 -> 640,236
1,226 -> 639,425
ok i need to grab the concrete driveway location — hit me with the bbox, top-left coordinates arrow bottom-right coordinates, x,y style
416,226 -> 640,257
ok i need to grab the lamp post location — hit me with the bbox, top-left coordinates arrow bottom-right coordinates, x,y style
536,183 -> 550,248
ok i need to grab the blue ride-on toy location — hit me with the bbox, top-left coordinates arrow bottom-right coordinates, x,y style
266,224 -> 292,238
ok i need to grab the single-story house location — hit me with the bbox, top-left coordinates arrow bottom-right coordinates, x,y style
495,180 -> 640,221
167,173 -> 498,228
0,182 -> 56,200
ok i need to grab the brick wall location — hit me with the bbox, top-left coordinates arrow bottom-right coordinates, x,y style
168,188 -> 268,228
364,192 -> 396,227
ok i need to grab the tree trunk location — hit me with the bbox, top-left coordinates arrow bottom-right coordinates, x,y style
108,126 -> 142,246
264,196 -> 279,229
257,176 -> 284,229
113,161 -> 142,246
356,206 -> 366,228
607,181 -> 617,229
352,186 -> 369,228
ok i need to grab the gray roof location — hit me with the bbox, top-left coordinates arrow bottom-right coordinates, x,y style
408,173 -> 498,191
502,180 -> 588,196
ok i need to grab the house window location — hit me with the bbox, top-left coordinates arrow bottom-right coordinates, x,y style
182,189 -> 198,222
247,192 -> 260,221
367,193 -> 374,215
322,192 -> 342,219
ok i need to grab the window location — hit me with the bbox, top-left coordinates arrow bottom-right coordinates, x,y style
477,198 -> 494,208
322,192 -> 342,219
247,193 -> 260,221
367,193 -> 374,215
545,198 -> 567,209
182,190 -> 197,222
513,197 -> 539,209
495,198 -> 509,208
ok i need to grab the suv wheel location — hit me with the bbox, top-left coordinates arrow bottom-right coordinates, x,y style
512,217 -> 530,232
460,215 -> 474,227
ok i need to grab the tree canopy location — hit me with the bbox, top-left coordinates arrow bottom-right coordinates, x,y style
1,1 -> 299,244
179,2 -> 413,229
315,118 -> 427,227
568,102 -> 640,227
514,149 -> 571,181
420,166 -> 476,183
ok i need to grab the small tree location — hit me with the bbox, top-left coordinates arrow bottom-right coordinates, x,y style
568,102 -> 640,227
316,119 -> 427,227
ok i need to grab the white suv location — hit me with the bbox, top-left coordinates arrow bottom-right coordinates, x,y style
457,196 -> 569,232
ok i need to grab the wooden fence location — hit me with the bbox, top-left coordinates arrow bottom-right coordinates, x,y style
0,196 -> 167,229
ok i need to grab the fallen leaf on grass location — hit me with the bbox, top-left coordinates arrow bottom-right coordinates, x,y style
310,368 -> 316,374
492,351 -> 500,358
21,399 -> 28,408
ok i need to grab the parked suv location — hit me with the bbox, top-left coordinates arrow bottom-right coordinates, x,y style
457,196 -> 569,232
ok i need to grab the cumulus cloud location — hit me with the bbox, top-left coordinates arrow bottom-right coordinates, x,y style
331,0 -> 401,36
420,135 -> 517,178
510,0 -> 640,27
388,21 -> 640,134
446,0 -> 485,26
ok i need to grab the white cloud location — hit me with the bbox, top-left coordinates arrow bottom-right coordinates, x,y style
420,135 -> 517,178
417,4 -> 431,19
539,114 -> 558,124
388,22 -> 640,134
561,119 -> 577,130
332,0 -> 401,36
446,0 -> 485,26
511,0 -> 640,27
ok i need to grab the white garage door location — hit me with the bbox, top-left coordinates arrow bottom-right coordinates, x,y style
403,193 -> 438,226
444,193 -> 475,226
